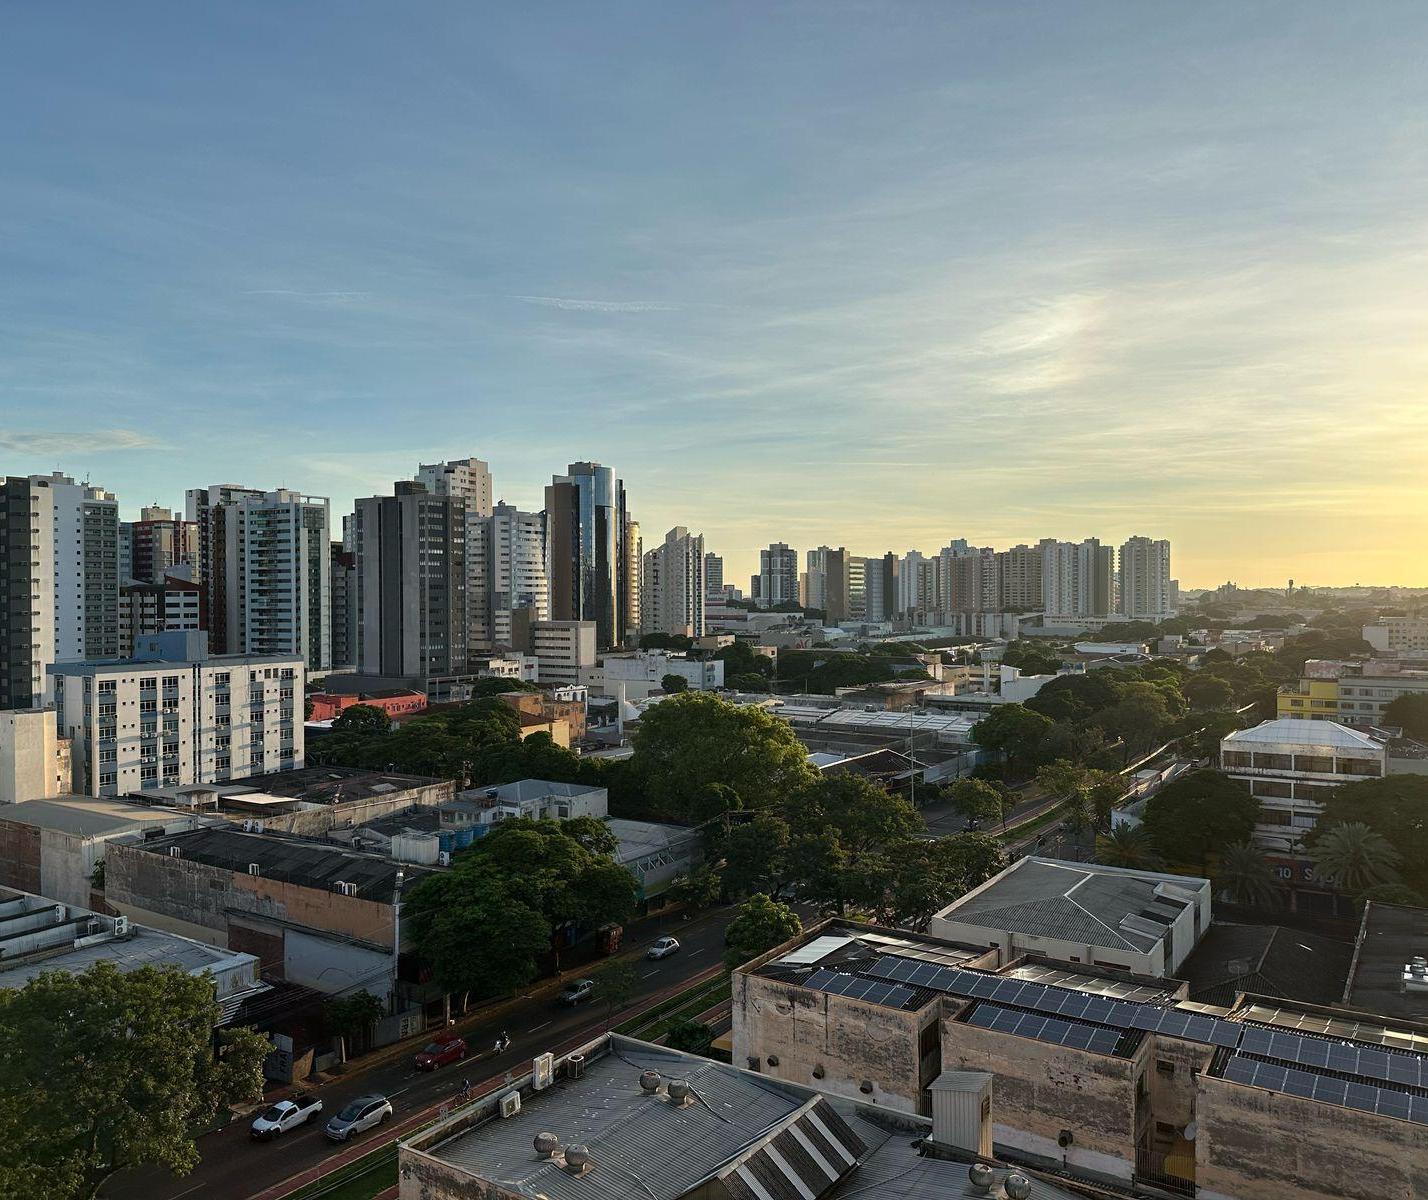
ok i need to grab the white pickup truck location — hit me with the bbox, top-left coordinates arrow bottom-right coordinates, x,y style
250,1094 -> 324,1140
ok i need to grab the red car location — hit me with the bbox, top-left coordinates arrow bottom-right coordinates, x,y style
413,1034 -> 468,1071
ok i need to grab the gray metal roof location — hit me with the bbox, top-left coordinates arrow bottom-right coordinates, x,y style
938,859 -> 1204,954
0,796 -> 185,837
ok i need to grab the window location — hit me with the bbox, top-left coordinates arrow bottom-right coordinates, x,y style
1156,1060 -> 1176,1077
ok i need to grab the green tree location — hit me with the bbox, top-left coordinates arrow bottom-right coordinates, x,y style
1140,770 -> 1258,874
1094,688 -> 1173,759
1308,775 -> 1428,896
660,673 -> 689,694
464,677 -> 542,697
1183,674 -> 1235,712
640,633 -> 693,651
878,834 -> 1007,929
728,671 -> 771,692
1383,693 -> 1428,741
947,778 -> 1009,827
666,864 -> 723,911
664,1019 -> 714,1056
1095,824 -> 1161,870
721,812 -> 791,898
1310,823 -> 1402,895
972,704 -> 1053,776
591,959 -> 640,1028
332,703 -> 393,735
632,692 -> 815,820
1000,640 -> 1062,676
1214,842 -> 1282,908
723,894 -> 802,970
0,963 -> 269,1200
323,989 -> 386,1056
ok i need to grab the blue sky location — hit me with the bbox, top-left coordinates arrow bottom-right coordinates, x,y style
3,3 -> 1427,586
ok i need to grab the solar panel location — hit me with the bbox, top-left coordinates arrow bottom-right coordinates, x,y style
966,1003 -> 1124,1057
800,969 -> 917,1010
1222,1054 -> 1428,1126
1238,1024 -> 1428,1089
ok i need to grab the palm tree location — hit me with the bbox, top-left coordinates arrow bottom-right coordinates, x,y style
1095,824 -> 1161,870
1311,823 -> 1402,894
1214,841 -> 1281,909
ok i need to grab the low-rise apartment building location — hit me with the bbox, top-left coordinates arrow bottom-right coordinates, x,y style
589,650 -> 724,700
1279,660 -> 1428,727
1362,617 -> 1428,658
48,630 -> 303,797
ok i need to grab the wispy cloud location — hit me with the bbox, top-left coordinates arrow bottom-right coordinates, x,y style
0,428 -> 167,454
513,295 -> 680,313
242,290 -> 372,301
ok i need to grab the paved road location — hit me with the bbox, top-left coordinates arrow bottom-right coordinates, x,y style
919,781 -> 1039,839
102,909 -> 738,1200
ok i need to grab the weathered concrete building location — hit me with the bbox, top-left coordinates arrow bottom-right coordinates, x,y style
733,921 -> 1428,1199
104,826 -> 430,1002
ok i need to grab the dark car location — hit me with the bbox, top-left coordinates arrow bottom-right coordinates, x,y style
413,1034 -> 468,1071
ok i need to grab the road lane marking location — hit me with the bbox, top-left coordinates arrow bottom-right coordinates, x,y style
642,969 -> 659,978
528,1020 -> 551,1033
687,948 -> 705,956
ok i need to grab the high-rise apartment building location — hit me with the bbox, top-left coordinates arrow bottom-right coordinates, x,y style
805,546 -> 850,622
640,527 -> 705,639
119,576 -> 205,652
415,457 -> 493,519
329,543 -> 358,670
122,505 -> 198,585
757,543 -> 799,609
0,477 -> 55,709
846,556 -> 868,621
544,462 -> 633,650
49,630 -> 303,796
1040,538 -> 1115,620
703,552 -> 724,598
897,550 -> 937,615
997,543 -> 1043,610
38,473 -> 121,665
622,514 -> 641,645
471,502 -> 549,650
187,484 -> 265,651
354,482 -> 467,678
941,544 -> 999,612
1119,536 -> 1174,619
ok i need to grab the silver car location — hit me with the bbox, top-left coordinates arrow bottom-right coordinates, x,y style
324,1094 -> 393,1142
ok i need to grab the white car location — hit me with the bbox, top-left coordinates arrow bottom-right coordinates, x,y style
250,1094 -> 323,1140
647,936 -> 681,960
324,1094 -> 393,1142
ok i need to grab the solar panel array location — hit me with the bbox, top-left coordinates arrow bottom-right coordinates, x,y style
801,968 -> 918,1010
966,1002 -> 1124,1056
1222,1056 -> 1428,1126
1130,1006 -> 1243,1049
1239,1025 -> 1428,1089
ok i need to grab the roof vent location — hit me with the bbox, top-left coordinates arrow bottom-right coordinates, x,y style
563,1144 -> 592,1175
247,862 -> 261,876
639,1070 -> 662,1094
968,1162 -> 994,1192
1005,1174 -> 1032,1200
533,1132 -> 559,1157
667,1078 -> 693,1106
334,880 -> 357,896
168,847 -> 182,858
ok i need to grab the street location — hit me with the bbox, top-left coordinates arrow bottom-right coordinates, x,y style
101,909 -> 739,1200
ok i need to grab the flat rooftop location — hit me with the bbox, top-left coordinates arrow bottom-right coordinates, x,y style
138,765 -> 442,807
0,796 -> 197,837
134,827 -> 431,900
1179,923 -> 1355,1009
411,1037 -> 1085,1200
1346,902 -> 1428,1022
933,857 -> 1207,954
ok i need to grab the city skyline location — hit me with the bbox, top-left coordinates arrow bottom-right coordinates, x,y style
4,4 -> 1428,588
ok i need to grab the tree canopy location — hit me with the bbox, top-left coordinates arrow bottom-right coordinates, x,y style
1384,693 -> 1428,741
332,703 -> 392,735
0,963 -> 269,1200
1308,775 -> 1428,897
403,817 -> 638,998
310,697 -> 524,781
723,894 -> 802,969
1140,770 -> 1258,874
660,673 -> 689,694
972,704 -> 1053,776
632,692 -> 815,821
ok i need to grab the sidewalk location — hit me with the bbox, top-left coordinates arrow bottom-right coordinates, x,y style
251,961 -> 727,1200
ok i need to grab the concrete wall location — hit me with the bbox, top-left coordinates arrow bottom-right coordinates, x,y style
1196,1073 -> 1428,1200
730,969 -> 933,1115
245,779 -> 454,837
941,1015 -> 1137,1182
0,820 -> 41,894
283,926 -> 393,1000
0,710 -> 64,804
927,915 -> 1161,977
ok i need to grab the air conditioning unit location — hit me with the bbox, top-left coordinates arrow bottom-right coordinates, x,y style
438,851 -> 451,867
112,916 -> 130,937
334,880 -> 356,896
499,1090 -> 521,1118
168,847 -> 183,858
532,1052 -> 554,1091
247,862 -> 261,876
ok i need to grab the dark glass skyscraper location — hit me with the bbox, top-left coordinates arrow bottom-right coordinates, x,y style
544,462 -> 632,650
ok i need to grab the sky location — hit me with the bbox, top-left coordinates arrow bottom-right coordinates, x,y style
2,3 -> 1427,589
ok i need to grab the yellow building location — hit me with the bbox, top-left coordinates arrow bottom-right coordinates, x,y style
1276,677 -> 1340,720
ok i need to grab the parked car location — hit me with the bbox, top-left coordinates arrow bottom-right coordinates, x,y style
558,978 -> 596,1005
646,936 -> 681,960
250,1094 -> 323,1140
324,1095 -> 393,1142
413,1033 -> 468,1071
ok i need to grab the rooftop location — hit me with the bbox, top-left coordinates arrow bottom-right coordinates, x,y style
136,764 -> 442,807
1346,902 -> 1428,1022
0,796 -> 198,838
1178,923 -> 1355,1009
933,857 -> 1207,954
408,1037 -> 1084,1200
1222,719 -> 1386,751
133,827 -> 431,900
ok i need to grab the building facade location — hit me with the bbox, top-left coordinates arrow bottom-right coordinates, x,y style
122,505 -> 198,585
1040,538 -> 1116,621
757,543 -> 799,609
544,462 -> 633,650
38,472 -> 121,665
0,710 -> 70,804
118,576 -> 205,652
640,526 -> 705,639
329,543 -> 358,670
354,482 -> 468,679
1,476 -> 56,709
469,502 -> 548,651
1119,536 -> 1174,620
48,631 -> 304,797
702,551 -> 723,598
